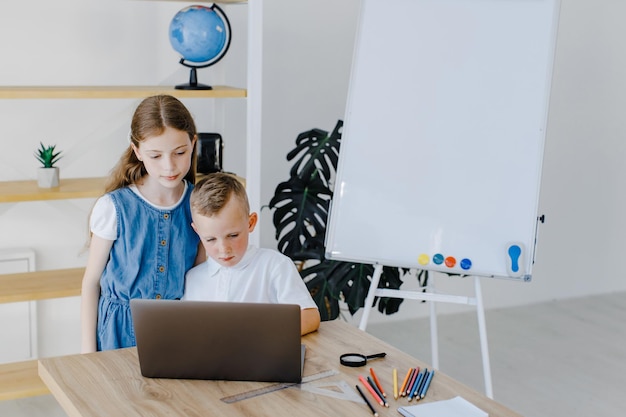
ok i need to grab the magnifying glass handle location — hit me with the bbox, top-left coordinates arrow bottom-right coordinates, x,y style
366,352 -> 386,360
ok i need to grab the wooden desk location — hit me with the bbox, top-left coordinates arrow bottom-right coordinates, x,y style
39,320 -> 522,417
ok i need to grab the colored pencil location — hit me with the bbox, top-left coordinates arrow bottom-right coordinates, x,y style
370,367 -> 386,397
359,375 -> 384,406
402,368 -> 415,396
393,368 -> 398,400
413,368 -> 428,401
408,370 -> 424,401
419,369 -> 435,399
405,367 -> 419,397
367,376 -> 388,407
399,368 -> 413,396
418,368 -> 429,393
355,384 -> 378,416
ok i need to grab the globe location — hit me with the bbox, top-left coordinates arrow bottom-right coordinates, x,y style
169,5 -> 232,90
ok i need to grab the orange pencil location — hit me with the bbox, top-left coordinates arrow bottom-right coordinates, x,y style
405,367 -> 420,397
369,367 -> 386,397
399,368 -> 413,396
359,375 -> 384,406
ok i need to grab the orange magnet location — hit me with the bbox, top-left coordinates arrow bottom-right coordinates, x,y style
444,256 -> 456,267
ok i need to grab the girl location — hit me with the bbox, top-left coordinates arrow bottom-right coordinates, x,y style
81,95 -> 203,352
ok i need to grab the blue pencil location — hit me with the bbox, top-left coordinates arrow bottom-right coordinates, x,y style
419,369 -> 435,399
408,370 -> 424,401
412,368 -> 429,401
415,368 -> 429,399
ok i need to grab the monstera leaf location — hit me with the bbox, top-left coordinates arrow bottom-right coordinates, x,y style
300,260 -> 343,321
301,259 -> 407,320
287,121 -> 342,184
269,175 -> 331,261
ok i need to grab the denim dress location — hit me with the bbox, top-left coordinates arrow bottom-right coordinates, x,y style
97,184 -> 199,350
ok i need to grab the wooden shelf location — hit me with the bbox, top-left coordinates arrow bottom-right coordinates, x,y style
0,85 -> 246,100
0,268 -> 84,304
0,268 -> 83,400
0,177 -> 106,203
0,360 -> 49,401
0,267 -> 82,400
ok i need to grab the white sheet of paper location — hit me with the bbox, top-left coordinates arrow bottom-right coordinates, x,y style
397,396 -> 488,417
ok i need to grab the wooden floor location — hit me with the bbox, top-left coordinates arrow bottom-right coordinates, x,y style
1,291 -> 625,417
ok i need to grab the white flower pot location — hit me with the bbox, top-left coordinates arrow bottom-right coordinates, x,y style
37,167 -> 60,188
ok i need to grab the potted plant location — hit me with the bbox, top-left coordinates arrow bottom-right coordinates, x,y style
35,142 -> 62,188
268,120 -> 428,321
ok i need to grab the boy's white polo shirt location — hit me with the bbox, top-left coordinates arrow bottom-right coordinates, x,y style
182,245 -> 317,310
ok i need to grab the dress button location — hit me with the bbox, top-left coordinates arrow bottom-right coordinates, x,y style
163,213 -> 169,220
161,240 -> 167,246
159,266 -> 165,273
155,294 -> 162,299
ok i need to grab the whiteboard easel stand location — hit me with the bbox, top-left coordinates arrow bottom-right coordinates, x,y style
358,264 -> 493,399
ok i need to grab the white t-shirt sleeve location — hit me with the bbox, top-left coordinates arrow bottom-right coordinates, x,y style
273,254 -> 318,310
90,194 -> 117,240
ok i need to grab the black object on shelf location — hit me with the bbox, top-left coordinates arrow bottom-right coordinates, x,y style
196,133 -> 223,174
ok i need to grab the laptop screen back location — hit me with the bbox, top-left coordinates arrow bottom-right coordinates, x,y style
130,299 -> 302,383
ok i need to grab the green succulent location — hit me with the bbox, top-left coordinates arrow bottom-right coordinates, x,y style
35,142 -> 62,168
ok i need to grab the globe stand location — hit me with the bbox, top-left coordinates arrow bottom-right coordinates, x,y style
176,65 -> 213,90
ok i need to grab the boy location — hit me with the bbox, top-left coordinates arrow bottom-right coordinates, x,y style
182,172 -> 321,335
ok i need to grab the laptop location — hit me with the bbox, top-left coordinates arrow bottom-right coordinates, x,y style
130,299 -> 304,383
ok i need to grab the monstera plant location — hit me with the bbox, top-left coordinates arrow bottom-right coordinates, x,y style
268,120 -> 428,321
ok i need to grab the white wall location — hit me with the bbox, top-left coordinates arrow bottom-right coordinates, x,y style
1,0 -> 626,356
258,0 -> 360,248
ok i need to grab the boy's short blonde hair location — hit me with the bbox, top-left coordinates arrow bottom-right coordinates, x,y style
190,173 -> 250,217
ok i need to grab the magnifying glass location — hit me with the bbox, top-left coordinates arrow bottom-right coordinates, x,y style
339,352 -> 387,367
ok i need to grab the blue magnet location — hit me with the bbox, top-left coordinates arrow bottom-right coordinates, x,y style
433,253 -> 444,265
460,258 -> 472,270
506,243 -> 525,278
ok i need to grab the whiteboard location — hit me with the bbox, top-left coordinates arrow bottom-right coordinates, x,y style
325,0 -> 560,280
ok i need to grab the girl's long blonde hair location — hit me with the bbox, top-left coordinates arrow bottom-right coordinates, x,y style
105,95 -> 197,193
